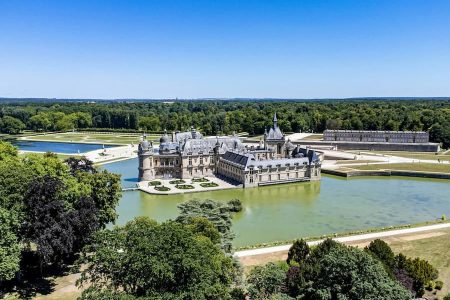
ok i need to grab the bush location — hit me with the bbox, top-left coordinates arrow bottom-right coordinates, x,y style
435,280 -> 443,290
444,293 -> 450,300
200,182 -> 219,188
148,181 -> 161,186
169,179 -> 185,184
154,185 -> 170,191
175,184 -> 195,190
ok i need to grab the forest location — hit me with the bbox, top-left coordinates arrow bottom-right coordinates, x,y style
1,99 -> 450,148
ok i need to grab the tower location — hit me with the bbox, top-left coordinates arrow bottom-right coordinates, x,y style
138,134 -> 154,181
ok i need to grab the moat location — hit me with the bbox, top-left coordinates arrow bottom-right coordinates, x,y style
104,158 -> 450,247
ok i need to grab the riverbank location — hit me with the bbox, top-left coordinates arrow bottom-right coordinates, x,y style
235,221 -> 450,258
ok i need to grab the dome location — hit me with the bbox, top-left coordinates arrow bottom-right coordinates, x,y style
139,140 -> 150,151
159,134 -> 170,143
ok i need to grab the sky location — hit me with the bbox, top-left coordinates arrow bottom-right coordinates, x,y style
0,0 -> 450,99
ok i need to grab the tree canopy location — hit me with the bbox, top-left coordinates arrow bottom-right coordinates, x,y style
77,217 -> 240,300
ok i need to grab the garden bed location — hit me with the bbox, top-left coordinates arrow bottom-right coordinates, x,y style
154,185 -> 170,191
148,181 -> 161,186
175,184 -> 195,190
169,179 -> 186,184
192,177 -> 209,183
200,182 -> 219,188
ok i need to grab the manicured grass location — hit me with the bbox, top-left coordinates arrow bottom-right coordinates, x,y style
300,134 -> 323,140
21,132 -> 161,145
335,160 -> 379,164
18,152 -> 81,160
389,228 -> 450,300
350,162 -> 450,173
348,150 -> 450,161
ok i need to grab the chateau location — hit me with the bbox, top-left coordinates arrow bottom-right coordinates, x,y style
323,130 -> 429,143
138,114 -> 322,187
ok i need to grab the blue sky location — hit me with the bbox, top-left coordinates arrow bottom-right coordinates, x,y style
1,0 -> 449,99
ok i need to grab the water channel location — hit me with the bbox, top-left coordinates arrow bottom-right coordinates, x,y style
103,157 -> 450,247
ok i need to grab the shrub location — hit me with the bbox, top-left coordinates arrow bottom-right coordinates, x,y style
148,181 -> 161,186
200,182 -> 219,188
154,185 -> 170,191
175,184 -> 195,190
365,239 -> 395,269
169,179 -> 185,184
435,280 -> 443,290
444,293 -> 450,300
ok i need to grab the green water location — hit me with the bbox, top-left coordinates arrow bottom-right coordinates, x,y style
104,158 -> 450,247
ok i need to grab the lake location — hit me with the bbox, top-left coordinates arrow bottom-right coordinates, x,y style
103,158 -> 450,247
14,140 -> 116,154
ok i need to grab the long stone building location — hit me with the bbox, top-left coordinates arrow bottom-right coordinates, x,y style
138,114 -> 322,187
323,130 -> 429,143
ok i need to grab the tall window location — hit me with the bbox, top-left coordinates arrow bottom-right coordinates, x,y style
188,157 -> 192,166
200,157 -> 203,165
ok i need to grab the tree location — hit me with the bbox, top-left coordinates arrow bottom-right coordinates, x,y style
246,262 -> 287,300
306,244 -> 411,300
365,239 -> 395,269
176,199 -> 239,253
286,239 -> 309,265
405,257 -> 438,297
23,176 -> 75,270
0,116 -> 25,134
77,217 -> 239,300
65,156 -> 97,175
0,141 -> 18,160
0,208 -> 21,282
28,114 -> 51,131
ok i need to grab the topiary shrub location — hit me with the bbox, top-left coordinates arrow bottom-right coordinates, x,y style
149,181 -> 161,186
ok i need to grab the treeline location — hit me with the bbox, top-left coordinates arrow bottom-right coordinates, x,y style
1,100 -> 450,147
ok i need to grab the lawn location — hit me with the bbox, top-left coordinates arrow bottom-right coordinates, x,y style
20,132 -> 160,145
350,162 -> 450,173
18,152 -> 81,160
300,134 -> 323,140
335,160 -> 379,164
348,150 -> 450,162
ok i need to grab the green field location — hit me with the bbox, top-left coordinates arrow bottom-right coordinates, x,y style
300,134 -> 323,140
18,152 -> 81,160
348,150 -> 450,162
350,162 -> 450,173
20,132 -> 161,145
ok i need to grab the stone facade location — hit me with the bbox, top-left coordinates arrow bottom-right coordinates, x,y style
138,114 -> 322,187
323,130 -> 429,143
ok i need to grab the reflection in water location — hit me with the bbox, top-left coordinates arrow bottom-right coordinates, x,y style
106,158 -> 450,247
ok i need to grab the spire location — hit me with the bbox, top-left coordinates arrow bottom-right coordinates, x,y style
273,112 -> 278,128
